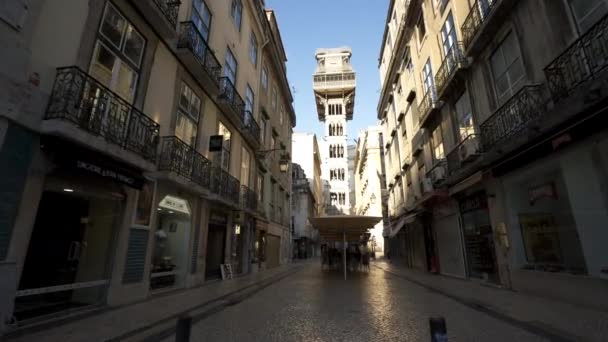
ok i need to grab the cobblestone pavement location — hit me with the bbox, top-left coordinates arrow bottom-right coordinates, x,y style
162,261 -> 554,342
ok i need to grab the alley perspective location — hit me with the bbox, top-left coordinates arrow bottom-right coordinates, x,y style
1,0 -> 608,341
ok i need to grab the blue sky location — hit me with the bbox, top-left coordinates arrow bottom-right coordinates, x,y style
266,0 -> 389,145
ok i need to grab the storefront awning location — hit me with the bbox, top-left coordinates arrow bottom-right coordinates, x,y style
309,215 -> 382,242
388,212 -> 419,238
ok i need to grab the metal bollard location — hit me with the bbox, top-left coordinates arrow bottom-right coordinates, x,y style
429,317 -> 448,342
176,316 -> 192,342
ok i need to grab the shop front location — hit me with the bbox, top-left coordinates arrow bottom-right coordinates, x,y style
252,220 -> 268,272
432,200 -> 466,278
149,191 -> 195,291
205,211 -> 228,280
14,139 -> 145,322
458,191 -> 499,283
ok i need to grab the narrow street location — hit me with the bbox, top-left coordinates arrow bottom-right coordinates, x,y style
162,261 -> 552,342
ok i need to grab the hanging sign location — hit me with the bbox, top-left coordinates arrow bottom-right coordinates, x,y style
158,195 -> 190,215
209,135 -> 224,152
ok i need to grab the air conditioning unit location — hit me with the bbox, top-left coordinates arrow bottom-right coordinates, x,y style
422,177 -> 434,193
431,164 -> 447,185
459,137 -> 480,162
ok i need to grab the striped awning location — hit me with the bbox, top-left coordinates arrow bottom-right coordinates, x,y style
309,215 -> 382,242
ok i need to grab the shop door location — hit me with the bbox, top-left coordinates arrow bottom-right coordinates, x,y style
434,214 -> 466,278
15,190 -> 120,322
266,234 -> 280,268
205,224 -> 226,279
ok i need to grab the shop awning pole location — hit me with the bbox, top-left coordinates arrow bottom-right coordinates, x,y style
343,228 -> 347,280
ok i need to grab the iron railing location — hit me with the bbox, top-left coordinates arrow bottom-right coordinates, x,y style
218,77 -> 246,120
152,0 -> 181,27
435,42 -> 467,96
243,110 -> 261,145
461,0 -> 497,51
544,14 -> 608,102
46,67 -> 159,162
446,134 -> 481,175
207,165 -> 241,205
158,136 -> 212,188
417,88 -> 438,125
241,185 -> 258,211
479,85 -> 545,151
177,21 -> 221,86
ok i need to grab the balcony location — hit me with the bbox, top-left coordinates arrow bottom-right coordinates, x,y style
241,185 -> 258,212
133,1 -> 180,39
218,77 -> 246,124
177,22 -> 221,91
417,89 -> 441,127
313,72 -> 356,92
461,0 -> 518,56
243,110 -> 261,148
435,43 -> 468,100
544,14 -> 608,103
158,136 -> 212,189
209,166 -> 241,205
45,67 -> 159,164
446,134 -> 482,176
479,85 -> 546,152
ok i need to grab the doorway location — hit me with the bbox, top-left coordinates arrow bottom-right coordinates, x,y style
15,189 -> 121,322
205,224 -> 226,279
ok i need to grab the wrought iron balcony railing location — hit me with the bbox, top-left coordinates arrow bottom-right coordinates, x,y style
241,185 -> 258,211
158,136 -> 212,188
479,85 -> 545,151
218,77 -> 246,121
462,0 -> 496,51
177,21 -> 221,86
417,88 -> 439,126
243,110 -> 261,145
208,165 -> 240,205
153,0 -> 181,27
435,43 -> 467,97
446,134 -> 481,175
45,67 -> 160,162
544,14 -> 608,102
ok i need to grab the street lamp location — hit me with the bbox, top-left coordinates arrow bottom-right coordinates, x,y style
258,148 -> 290,173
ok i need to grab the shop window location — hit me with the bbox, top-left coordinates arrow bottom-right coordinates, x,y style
490,32 -> 525,105
192,0 -> 211,41
151,195 -> 192,290
176,82 -> 201,147
218,122 -> 231,171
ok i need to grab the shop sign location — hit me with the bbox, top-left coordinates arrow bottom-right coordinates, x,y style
209,135 -> 223,152
159,195 -> 190,215
528,183 -> 557,205
76,160 -> 142,188
210,212 -> 228,225
459,192 -> 487,213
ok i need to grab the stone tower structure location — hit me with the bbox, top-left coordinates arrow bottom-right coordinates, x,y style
313,47 -> 356,215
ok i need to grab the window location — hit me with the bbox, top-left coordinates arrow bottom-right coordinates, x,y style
568,0 -> 608,32
440,13 -> 457,57
245,84 -> 254,113
218,122 -> 231,171
417,11 -> 426,43
455,90 -> 475,141
490,32 -> 525,104
231,0 -> 242,31
257,173 -> 264,201
271,87 -> 277,111
431,125 -> 445,161
90,3 -> 145,103
421,59 -> 435,99
249,32 -> 258,65
224,48 -> 238,85
192,0 -> 211,41
241,147 -> 250,186
261,66 -> 268,90
176,82 -> 201,146
260,117 -> 267,145
387,31 -> 393,50
280,105 -> 284,125
418,159 -> 426,194
0,0 -> 29,30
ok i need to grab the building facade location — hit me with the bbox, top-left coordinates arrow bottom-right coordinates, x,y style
292,132 -> 324,216
291,164 -> 318,258
313,47 -> 356,215
378,0 -> 608,309
354,126 -> 386,253
0,0 -> 295,331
